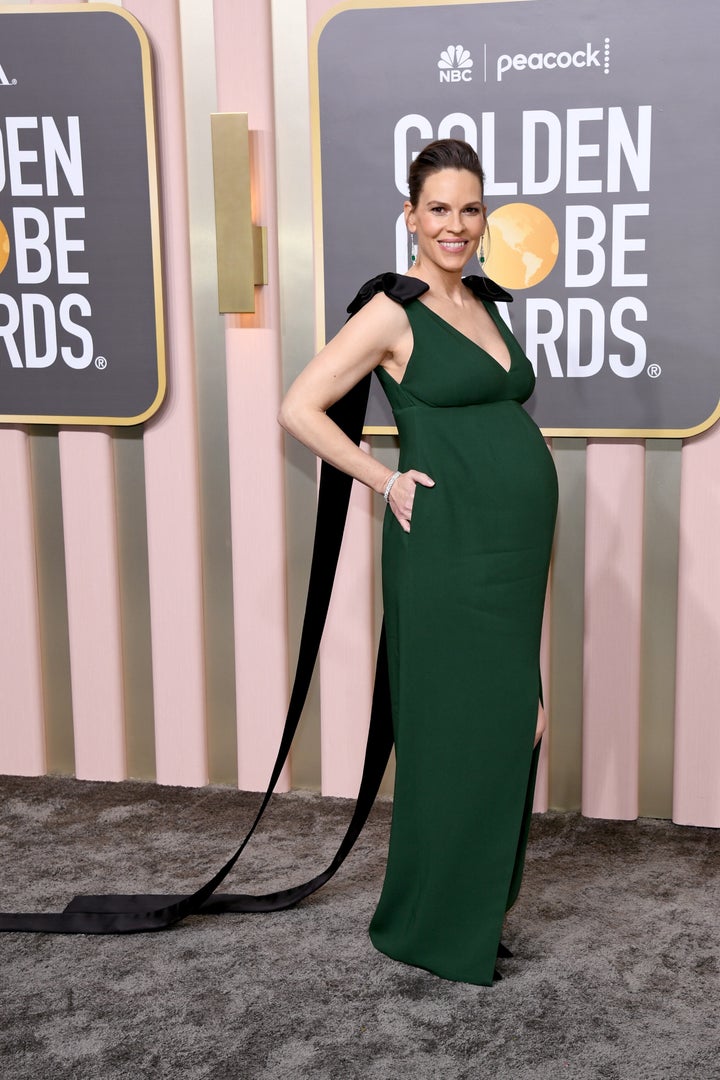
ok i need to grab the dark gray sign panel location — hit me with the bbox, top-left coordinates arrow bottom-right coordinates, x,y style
0,4 -> 165,425
313,0 -> 720,436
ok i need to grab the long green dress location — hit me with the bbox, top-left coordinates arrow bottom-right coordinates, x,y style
366,274 -> 558,986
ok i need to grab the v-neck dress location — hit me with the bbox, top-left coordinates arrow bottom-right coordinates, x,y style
364,275 -> 558,986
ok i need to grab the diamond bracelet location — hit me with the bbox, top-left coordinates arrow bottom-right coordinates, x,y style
383,471 -> 401,503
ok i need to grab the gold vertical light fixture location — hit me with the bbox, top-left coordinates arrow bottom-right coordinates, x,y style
210,112 -> 268,314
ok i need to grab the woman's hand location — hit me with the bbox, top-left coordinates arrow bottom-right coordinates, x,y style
388,470 -> 435,532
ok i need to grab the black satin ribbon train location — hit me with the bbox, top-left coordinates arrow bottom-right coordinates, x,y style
0,373 -> 394,934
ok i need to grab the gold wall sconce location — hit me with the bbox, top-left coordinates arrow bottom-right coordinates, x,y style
210,112 -> 268,314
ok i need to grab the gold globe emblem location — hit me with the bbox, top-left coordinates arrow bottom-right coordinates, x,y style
484,203 -> 559,290
0,220 -> 9,275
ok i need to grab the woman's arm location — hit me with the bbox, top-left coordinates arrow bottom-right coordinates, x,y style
279,294 -> 434,530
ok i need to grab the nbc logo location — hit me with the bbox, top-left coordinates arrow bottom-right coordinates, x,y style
0,62 -> 16,86
438,45 -> 473,83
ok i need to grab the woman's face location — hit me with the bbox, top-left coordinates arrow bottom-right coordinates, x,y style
405,168 -> 486,274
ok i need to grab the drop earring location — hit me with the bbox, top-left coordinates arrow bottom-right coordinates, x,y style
410,231 -> 418,266
479,233 -> 486,270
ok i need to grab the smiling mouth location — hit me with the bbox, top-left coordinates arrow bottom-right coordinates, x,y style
438,240 -> 468,251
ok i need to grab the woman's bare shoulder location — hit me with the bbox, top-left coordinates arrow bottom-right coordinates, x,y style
334,289 -> 411,356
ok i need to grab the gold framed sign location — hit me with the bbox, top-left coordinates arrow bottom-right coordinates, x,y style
0,4 -> 165,426
312,0 -> 720,437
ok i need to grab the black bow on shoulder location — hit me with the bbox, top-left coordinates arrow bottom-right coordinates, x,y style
346,272 -> 513,317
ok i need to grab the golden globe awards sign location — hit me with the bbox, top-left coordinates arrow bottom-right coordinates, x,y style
313,0 -> 720,436
0,5 -> 164,425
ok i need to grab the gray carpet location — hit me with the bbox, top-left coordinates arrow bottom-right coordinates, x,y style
1,774 -> 718,1080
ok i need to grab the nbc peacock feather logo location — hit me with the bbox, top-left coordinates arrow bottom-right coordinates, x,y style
438,45 -> 473,83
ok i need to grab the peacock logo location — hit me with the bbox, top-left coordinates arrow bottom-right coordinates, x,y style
438,45 -> 473,83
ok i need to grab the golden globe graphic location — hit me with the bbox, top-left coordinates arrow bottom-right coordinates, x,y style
0,219 -> 9,275
483,203 -> 559,290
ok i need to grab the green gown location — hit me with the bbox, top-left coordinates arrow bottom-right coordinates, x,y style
366,274 -> 558,986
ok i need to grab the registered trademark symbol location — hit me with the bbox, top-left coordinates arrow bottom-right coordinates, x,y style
647,364 -> 662,379
95,355 -> 108,370
11,79 -> 17,86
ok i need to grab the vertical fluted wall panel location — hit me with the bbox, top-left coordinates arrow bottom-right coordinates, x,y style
639,440 -> 680,820
674,423 -> 720,827
178,0 -> 237,786
320,452 -> 376,798
0,430 -> 46,775
124,0 -> 209,786
533,581 -> 553,814
58,431 -> 126,780
582,441 -> 645,820
225,331 -> 290,793
271,0 -> 324,789
214,0 -> 291,793
532,437 -> 555,813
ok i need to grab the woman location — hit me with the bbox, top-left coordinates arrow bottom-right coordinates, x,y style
280,139 -> 558,986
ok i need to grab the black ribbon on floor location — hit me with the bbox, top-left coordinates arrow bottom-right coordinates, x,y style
0,372 -> 394,934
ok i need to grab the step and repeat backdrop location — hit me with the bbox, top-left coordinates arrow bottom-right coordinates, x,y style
1,0 -> 719,829
314,0 -> 720,436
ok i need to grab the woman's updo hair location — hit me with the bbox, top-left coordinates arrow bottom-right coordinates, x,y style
407,139 -> 485,207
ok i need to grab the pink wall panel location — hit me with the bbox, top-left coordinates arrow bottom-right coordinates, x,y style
582,441 -> 644,820
214,0 -> 290,792
0,430 -> 46,775
58,431 -> 126,780
225,330 -> 290,792
532,437 -> 555,813
320,451 -> 375,797
533,580 -> 553,814
125,0 -> 208,785
674,424 -> 720,827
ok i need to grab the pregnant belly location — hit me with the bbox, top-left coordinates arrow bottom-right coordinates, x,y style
397,403 -> 557,542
